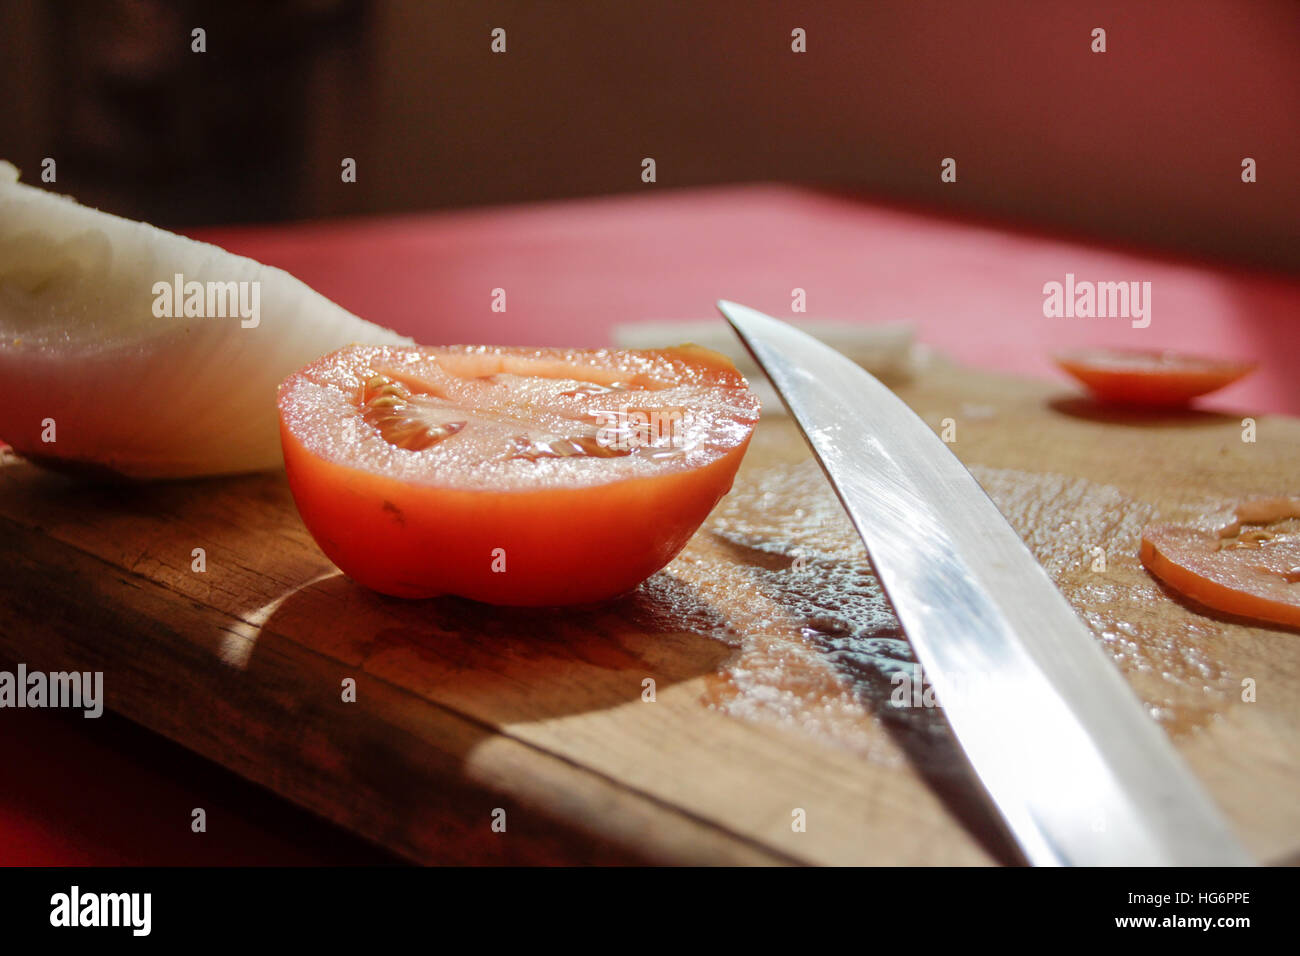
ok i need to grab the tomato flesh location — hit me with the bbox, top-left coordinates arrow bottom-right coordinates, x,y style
1054,348 -> 1255,406
277,344 -> 760,605
1140,498 -> 1300,629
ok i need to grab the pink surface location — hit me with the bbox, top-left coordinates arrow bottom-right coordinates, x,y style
194,183 -> 1299,414
5,185 -> 1298,866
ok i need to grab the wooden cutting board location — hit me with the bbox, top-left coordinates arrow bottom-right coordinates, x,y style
1,362 -> 1297,865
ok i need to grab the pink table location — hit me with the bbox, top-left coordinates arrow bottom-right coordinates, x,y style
203,184 -> 1299,414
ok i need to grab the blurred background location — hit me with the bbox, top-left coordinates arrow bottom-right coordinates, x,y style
1,0 -> 1297,271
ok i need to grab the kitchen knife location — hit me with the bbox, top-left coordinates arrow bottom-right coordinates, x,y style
718,300 -> 1252,866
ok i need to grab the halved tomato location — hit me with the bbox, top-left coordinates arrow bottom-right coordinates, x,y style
277,344 -> 760,605
1140,498 -> 1300,629
1054,348 -> 1256,406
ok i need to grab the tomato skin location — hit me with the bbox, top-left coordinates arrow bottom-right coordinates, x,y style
281,424 -> 750,604
1054,349 -> 1255,406
277,344 -> 759,606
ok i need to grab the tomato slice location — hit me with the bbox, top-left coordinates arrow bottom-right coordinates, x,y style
1054,348 -> 1255,406
1140,498 -> 1300,629
277,344 -> 760,605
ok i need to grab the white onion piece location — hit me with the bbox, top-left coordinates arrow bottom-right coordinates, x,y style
0,160 -> 413,478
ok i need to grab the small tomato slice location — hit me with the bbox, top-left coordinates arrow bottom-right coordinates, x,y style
278,344 -> 760,605
1054,348 -> 1255,406
1140,498 -> 1300,629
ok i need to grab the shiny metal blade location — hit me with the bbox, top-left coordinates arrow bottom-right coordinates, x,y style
718,300 -> 1251,866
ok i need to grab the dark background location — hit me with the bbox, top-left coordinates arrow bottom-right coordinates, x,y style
1,0 -> 1297,270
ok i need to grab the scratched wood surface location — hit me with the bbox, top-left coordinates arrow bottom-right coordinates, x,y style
1,362 -> 1297,865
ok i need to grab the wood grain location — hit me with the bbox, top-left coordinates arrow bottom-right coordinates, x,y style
1,363 -> 1297,865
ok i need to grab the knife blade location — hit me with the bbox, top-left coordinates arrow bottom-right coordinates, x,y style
717,300 -> 1251,866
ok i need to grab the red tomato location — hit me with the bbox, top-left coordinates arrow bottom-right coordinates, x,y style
1054,348 -> 1255,406
1140,498 -> 1300,629
278,344 -> 760,605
